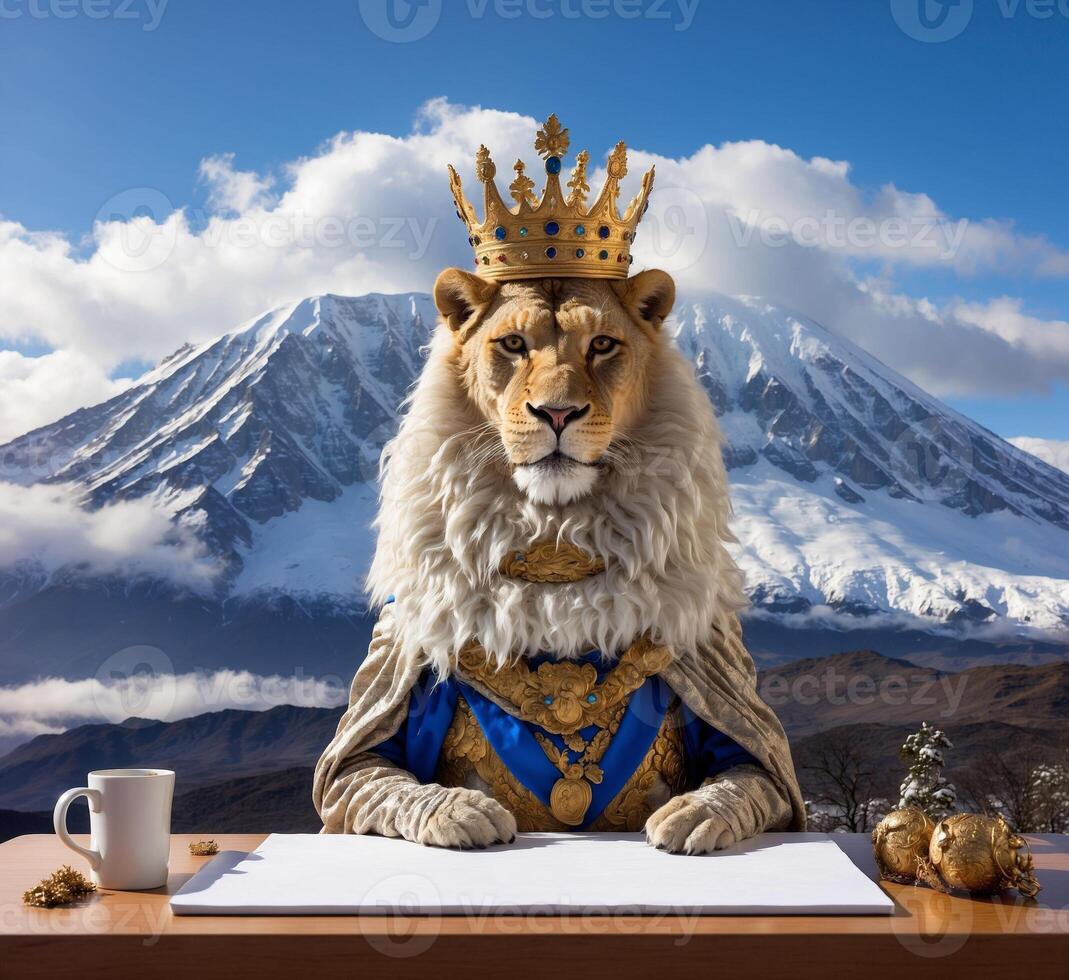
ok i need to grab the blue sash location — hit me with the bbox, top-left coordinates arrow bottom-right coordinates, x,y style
371,652 -> 755,829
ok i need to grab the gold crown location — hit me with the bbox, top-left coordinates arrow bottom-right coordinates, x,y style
447,114 -> 654,282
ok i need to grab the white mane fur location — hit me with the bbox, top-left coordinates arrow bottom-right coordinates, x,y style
367,325 -> 748,676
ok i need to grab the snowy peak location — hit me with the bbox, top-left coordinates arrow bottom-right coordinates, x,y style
1,290 -> 1068,638
1,293 -> 435,576
675,295 -> 1069,529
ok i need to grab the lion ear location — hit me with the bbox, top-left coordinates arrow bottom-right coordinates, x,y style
433,268 -> 499,335
613,269 -> 676,331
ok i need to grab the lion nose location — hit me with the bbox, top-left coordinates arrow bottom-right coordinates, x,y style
526,403 -> 590,436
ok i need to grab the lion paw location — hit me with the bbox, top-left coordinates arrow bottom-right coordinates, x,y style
416,788 -> 517,849
645,792 -> 736,855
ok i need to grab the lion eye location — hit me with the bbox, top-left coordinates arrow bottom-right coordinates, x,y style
589,335 -> 619,356
498,334 -> 527,355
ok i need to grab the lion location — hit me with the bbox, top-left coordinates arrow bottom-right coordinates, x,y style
313,268 -> 803,852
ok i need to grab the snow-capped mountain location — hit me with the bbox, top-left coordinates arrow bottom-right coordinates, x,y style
1,294 -> 434,599
2,291 -> 1068,656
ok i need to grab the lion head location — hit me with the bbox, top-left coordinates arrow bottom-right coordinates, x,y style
368,269 -> 747,673
432,268 -> 676,505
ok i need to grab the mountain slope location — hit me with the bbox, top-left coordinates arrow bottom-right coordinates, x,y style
0,293 -> 433,595
674,295 -> 1069,633
0,705 -> 342,811
1,290 -> 1068,682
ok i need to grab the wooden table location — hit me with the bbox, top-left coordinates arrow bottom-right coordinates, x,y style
1,833 -> 1066,979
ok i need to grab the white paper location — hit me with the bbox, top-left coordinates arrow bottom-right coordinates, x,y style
170,832 -> 893,916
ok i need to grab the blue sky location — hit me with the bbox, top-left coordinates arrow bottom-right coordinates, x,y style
2,0 -> 1068,439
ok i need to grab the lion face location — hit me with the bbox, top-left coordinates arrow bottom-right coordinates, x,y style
433,269 -> 677,505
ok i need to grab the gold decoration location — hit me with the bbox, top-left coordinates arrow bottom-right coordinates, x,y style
509,160 -> 537,209
500,539 -> 605,584
535,703 -> 622,825
474,145 -> 496,182
549,774 -> 594,826
872,807 -> 935,884
436,696 -> 566,831
436,695 -> 688,832
566,150 -> 591,209
447,113 -> 655,282
924,813 -> 1042,897
455,636 -> 672,736
23,865 -> 96,908
592,711 -> 686,831
534,113 -> 570,159
189,840 -> 219,856
606,141 -> 628,180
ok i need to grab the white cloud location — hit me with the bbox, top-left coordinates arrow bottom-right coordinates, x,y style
0,482 -> 218,588
0,98 -> 1068,434
0,669 -> 347,742
198,153 -> 276,213
1009,437 -> 1069,475
0,349 -> 131,443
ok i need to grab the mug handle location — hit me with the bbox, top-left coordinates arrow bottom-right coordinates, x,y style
53,787 -> 103,871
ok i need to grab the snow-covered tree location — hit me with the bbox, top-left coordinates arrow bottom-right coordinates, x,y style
898,722 -> 956,819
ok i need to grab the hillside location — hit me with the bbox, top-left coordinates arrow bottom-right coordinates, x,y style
1,650 -> 1065,840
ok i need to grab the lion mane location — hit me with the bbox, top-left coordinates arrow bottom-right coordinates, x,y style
366,310 -> 749,677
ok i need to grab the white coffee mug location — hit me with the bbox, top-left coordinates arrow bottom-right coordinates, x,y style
54,769 -> 175,890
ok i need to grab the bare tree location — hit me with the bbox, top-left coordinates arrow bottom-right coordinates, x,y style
797,728 -> 890,833
959,746 -> 1069,834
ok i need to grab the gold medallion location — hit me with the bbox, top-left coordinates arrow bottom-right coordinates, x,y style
550,773 -> 593,826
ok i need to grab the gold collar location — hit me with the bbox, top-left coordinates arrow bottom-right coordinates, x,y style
499,540 -> 605,583
454,637 -> 672,736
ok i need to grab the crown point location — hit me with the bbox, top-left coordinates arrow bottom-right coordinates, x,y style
535,114 -> 570,160
475,145 -> 496,182
607,142 -> 628,180
509,159 -> 537,208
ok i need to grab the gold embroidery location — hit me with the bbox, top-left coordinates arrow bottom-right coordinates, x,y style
534,702 -> 626,825
499,540 -> 605,583
589,703 -> 687,831
436,697 -> 567,831
435,695 -> 689,832
455,637 -> 672,736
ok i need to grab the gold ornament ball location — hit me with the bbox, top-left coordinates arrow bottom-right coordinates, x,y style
871,807 -> 936,883
928,813 -> 1041,897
